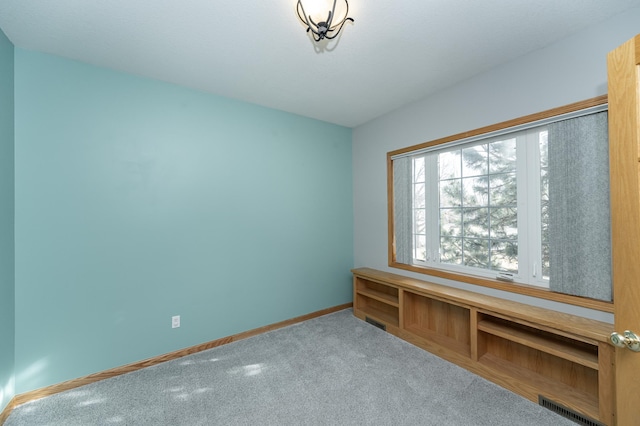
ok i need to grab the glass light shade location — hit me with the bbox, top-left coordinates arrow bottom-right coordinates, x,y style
296,0 -> 354,42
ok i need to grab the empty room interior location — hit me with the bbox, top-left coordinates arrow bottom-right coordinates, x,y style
2,1 -> 640,425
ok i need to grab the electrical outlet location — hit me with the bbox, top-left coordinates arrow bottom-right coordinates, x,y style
172,315 -> 180,328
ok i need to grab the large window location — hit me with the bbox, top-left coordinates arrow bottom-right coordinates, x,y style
388,97 -> 612,308
405,127 -> 547,287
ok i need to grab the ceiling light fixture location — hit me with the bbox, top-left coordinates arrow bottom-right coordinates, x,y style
296,0 -> 354,42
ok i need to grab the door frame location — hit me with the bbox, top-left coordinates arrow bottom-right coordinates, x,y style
607,33 -> 640,426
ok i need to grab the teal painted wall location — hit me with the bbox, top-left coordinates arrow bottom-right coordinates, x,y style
14,49 -> 353,393
0,29 -> 15,410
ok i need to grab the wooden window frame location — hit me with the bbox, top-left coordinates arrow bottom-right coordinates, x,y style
387,95 -> 613,313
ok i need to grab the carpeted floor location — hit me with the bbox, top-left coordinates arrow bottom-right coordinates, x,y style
6,309 -> 576,425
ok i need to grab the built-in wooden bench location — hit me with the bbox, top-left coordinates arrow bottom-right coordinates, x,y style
352,267 -> 615,425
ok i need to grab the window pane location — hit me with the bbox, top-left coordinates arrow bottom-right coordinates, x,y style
462,144 -> 488,177
540,168 -> 549,203
541,243 -> 550,279
540,130 -> 549,280
490,207 -> 517,239
440,208 -> 462,237
440,237 -> 462,265
489,173 -> 517,206
463,238 -> 489,268
462,176 -> 489,207
463,208 -> 489,238
413,157 -> 425,182
439,150 -> 461,179
489,138 -> 517,173
414,209 -> 426,234
437,138 -> 520,276
539,131 -> 548,168
413,183 -> 425,208
540,168 -> 549,249
439,179 -> 461,207
490,240 -> 518,273
414,235 -> 426,262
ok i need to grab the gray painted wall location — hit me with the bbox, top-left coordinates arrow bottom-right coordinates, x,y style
352,8 -> 640,323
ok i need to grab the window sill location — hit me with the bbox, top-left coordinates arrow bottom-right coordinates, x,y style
389,262 -> 614,313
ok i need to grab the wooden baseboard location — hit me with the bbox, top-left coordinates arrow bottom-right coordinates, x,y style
1,303 -> 352,424
0,398 -> 17,425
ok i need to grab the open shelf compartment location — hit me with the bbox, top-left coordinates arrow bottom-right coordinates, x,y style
477,314 -> 599,369
355,278 -> 399,306
477,330 -> 599,420
355,293 -> 399,327
403,291 -> 471,357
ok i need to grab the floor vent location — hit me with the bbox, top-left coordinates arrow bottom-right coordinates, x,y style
365,317 -> 386,331
538,396 -> 604,426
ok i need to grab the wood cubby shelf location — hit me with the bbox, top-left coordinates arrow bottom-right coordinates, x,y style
477,316 -> 599,370
354,278 -> 400,327
404,291 -> 471,357
352,268 -> 615,425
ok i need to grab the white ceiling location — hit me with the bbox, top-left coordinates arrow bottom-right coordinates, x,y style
1,1 -> 640,128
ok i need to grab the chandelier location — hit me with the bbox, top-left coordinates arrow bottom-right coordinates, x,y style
296,0 -> 354,42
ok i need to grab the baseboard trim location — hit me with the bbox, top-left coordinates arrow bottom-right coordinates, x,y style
2,303 -> 352,424
0,398 -> 17,425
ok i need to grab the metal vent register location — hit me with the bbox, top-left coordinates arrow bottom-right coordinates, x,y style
365,316 -> 386,331
538,396 -> 604,426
